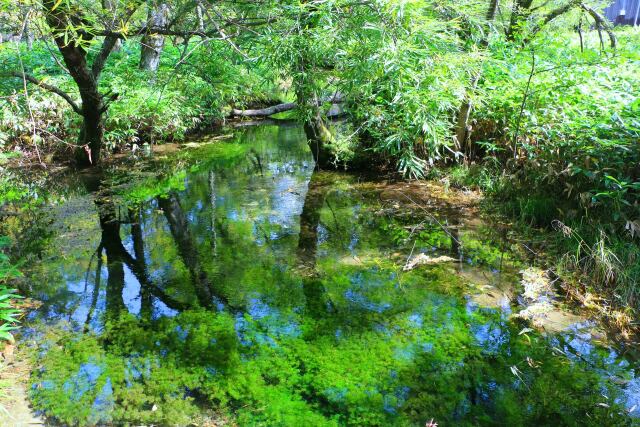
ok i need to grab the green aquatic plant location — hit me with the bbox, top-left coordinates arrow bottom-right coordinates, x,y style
11,124 -> 640,426
28,258 -> 633,426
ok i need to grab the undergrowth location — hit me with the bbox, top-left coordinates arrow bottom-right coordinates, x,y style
435,162 -> 640,334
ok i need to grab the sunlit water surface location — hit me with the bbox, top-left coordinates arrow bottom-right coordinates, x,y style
12,125 -> 640,426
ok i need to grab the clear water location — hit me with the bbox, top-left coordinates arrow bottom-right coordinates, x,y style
9,124 -> 640,426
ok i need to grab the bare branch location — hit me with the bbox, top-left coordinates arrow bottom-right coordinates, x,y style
232,94 -> 345,117
232,102 -> 298,117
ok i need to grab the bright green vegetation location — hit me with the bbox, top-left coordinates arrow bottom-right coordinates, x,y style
0,38 -> 278,152
0,236 -> 21,342
0,1 -> 639,425
2,125 -> 637,426
0,169 -> 24,344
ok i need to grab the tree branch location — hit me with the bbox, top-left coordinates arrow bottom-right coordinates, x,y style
232,102 -> 298,117
92,1 -> 141,80
540,0 -> 579,28
579,3 -> 616,49
99,91 -> 119,114
91,35 -> 119,79
92,17 -> 275,39
9,72 -> 82,115
528,1 -> 616,49
528,0 -> 580,40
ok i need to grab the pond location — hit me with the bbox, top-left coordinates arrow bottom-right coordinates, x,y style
8,124 -> 640,426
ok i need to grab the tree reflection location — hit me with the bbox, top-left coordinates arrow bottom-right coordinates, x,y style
88,195 -> 192,326
297,172 -> 334,318
157,192 -> 216,308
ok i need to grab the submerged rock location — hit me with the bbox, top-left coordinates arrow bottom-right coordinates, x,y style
514,268 -> 555,327
514,267 -> 590,333
402,253 -> 458,271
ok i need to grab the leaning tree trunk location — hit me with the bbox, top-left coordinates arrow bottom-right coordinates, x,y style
140,2 -> 168,72
297,172 -> 333,317
304,111 -> 336,170
157,193 -> 215,308
487,0 -> 499,21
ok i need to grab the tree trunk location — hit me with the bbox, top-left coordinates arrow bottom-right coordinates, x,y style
23,23 -> 34,49
42,0 -> 107,166
157,193 -> 215,308
130,208 -> 153,320
454,73 -> 480,157
232,94 -> 344,118
196,4 -> 205,32
297,172 -> 329,268
487,0 -> 499,21
77,99 -> 104,166
297,172 -> 334,317
454,0 -> 500,157
41,0 -> 133,166
304,112 -> 336,170
140,2 -> 169,72
97,199 -> 126,318
507,0 -> 534,40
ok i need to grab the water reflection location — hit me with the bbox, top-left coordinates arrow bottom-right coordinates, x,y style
13,125 -> 640,425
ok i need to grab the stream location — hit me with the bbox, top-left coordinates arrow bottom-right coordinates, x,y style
6,124 -> 640,426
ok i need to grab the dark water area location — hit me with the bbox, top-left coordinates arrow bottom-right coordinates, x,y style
5,124 -> 640,426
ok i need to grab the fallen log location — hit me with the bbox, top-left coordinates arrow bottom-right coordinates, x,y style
231,93 -> 345,118
231,102 -> 297,118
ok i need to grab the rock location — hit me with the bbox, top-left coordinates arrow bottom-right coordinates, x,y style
513,267 -> 592,332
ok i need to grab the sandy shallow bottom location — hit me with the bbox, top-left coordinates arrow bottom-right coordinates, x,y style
1,345 -> 43,426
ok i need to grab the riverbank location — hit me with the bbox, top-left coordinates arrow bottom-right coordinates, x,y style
0,343 -> 43,426
427,164 -> 640,344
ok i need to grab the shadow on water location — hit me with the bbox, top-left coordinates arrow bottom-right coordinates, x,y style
7,124 -> 640,425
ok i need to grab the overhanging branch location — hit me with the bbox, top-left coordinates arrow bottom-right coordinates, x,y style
580,3 -> 617,49
529,1 -> 616,49
9,72 -> 82,115
93,17 -> 275,40
232,102 -> 298,117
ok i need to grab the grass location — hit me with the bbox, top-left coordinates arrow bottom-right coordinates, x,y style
0,237 -> 22,344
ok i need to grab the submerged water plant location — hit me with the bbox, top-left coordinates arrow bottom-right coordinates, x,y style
4,126 -> 634,426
